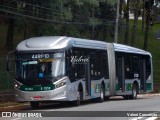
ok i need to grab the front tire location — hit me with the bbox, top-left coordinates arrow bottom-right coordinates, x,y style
73,91 -> 83,106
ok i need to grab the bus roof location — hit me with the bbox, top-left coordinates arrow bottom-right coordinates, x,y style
16,36 -> 108,51
113,43 -> 151,56
16,36 -> 151,56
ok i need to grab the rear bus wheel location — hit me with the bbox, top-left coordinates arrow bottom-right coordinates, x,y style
128,84 -> 138,100
98,85 -> 105,102
131,84 -> 138,99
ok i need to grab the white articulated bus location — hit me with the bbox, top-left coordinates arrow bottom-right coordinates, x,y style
7,36 -> 153,109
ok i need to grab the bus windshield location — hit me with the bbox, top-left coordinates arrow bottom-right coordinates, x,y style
15,53 -> 65,84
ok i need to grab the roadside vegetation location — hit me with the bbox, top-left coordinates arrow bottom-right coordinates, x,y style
0,0 -> 160,92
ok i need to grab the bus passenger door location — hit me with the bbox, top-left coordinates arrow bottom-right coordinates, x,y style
140,58 -> 146,92
84,55 -> 91,96
116,56 -> 125,92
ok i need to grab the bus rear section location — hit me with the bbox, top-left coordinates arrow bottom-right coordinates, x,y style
114,43 -> 153,99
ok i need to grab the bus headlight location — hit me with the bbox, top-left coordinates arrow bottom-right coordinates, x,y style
55,81 -> 66,89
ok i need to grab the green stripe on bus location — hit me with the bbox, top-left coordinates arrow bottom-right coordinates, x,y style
20,84 -> 55,91
116,83 -> 132,91
126,83 -> 132,91
146,83 -> 152,91
116,83 -> 119,91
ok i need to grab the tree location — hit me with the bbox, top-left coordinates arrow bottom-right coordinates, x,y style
131,0 -> 140,47
98,1 -> 116,41
0,0 -> 117,45
0,0 -> 6,25
143,0 -> 154,50
142,0 -> 145,31
4,1 -> 17,50
124,0 -> 130,45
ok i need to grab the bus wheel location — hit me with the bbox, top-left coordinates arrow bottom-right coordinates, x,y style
73,91 -> 81,106
30,102 -> 39,109
98,85 -> 105,102
130,84 -> 138,99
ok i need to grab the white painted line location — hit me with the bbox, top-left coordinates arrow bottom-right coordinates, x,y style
12,118 -> 21,120
145,117 -> 158,120
130,117 -> 143,120
130,117 -> 158,120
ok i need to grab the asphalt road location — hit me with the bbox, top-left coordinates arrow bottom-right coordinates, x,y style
1,95 -> 160,120
21,95 -> 160,111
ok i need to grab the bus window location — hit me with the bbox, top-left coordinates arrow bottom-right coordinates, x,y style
146,56 -> 151,79
66,48 -> 86,81
66,49 -> 75,81
101,51 -> 109,79
90,50 -> 104,80
132,56 -> 140,78
125,55 -> 133,79
90,52 -> 96,79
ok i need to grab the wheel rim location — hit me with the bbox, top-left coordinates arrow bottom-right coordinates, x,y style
100,87 -> 104,101
77,92 -> 80,104
133,87 -> 137,98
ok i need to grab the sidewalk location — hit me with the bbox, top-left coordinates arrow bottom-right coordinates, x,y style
138,93 -> 160,98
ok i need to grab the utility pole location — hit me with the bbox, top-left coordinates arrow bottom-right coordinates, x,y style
114,0 -> 120,43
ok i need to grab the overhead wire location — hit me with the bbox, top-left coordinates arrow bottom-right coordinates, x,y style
0,8 -> 89,25
3,0 -> 89,20
2,0 -> 118,23
0,13 -> 123,28
0,0 -> 127,27
0,4 -> 120,26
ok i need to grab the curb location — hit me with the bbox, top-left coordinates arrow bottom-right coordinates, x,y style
138,93 -> 160,98
0,103 -> 29,111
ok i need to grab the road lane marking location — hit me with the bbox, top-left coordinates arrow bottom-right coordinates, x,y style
130,117 -> 158,120
146,117 -> 158,120
130,117 -> 143,120
12,118 -> 21,120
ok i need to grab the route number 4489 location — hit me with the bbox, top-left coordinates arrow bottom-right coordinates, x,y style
32,54 -> 50,59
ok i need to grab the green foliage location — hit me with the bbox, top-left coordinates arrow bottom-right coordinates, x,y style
84,0 -> 100,7
73,0 -> 84,6
118,20 -> 160,84
36,24 -> 62,36
1,0 -> 116,44
130,0 -> 143,13
105,0 -> 117,5
19,0 -> 116,38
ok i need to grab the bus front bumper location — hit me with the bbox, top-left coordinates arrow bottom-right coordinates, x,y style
14,85 -> 74,102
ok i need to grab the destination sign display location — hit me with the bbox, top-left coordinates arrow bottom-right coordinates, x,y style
32,54 -> 50,59
16,53 -> 53,60
16,52 -> 64,60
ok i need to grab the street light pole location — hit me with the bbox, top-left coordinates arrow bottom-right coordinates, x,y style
114,0 -> 120,43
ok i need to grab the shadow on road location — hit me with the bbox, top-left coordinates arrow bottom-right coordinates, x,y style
20,96 -> 145,111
